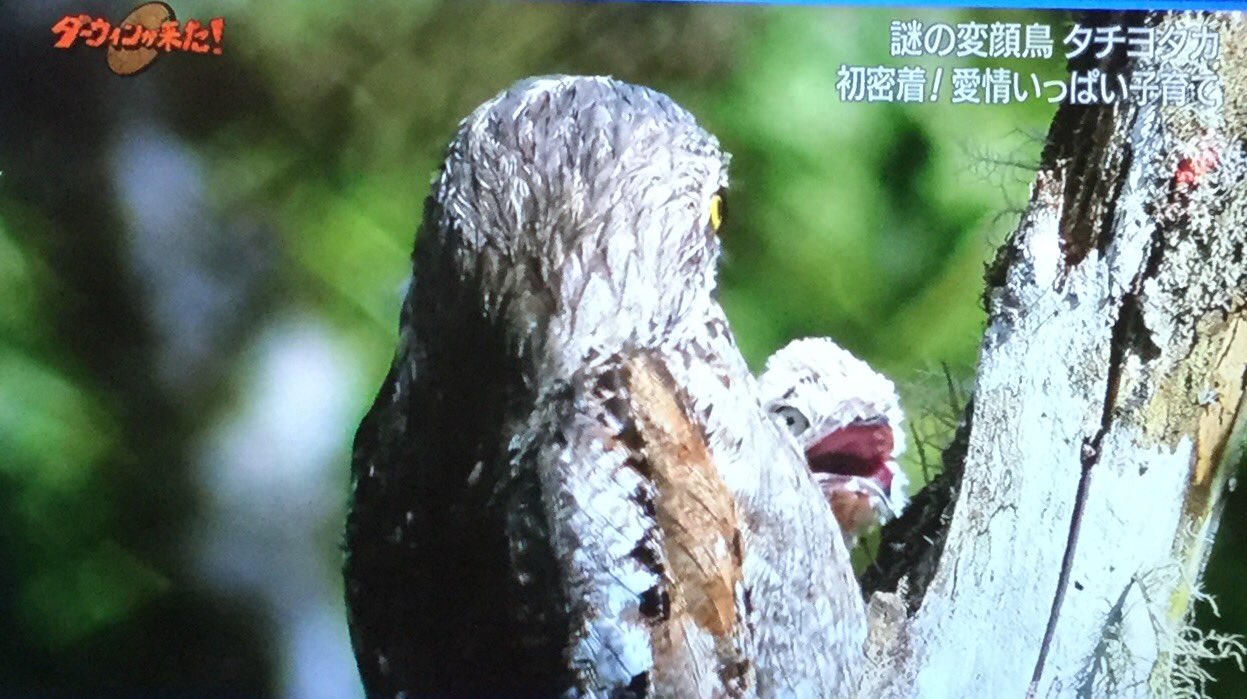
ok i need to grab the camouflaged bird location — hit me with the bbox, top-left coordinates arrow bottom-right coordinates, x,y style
344,76 -> 866,698
759,338 -> 909,548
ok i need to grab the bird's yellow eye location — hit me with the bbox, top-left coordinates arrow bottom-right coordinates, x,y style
709,191 -> 727,233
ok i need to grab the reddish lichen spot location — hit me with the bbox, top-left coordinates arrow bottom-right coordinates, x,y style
1174,148 -> 1220,188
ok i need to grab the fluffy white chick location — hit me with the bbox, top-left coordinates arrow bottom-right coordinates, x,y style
759,338 -> 909,546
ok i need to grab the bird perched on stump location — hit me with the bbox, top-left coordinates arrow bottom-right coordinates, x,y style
344,75 -> 866,698
758,338 -> 909,548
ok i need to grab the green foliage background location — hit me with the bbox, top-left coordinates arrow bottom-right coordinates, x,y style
0,0 -> 1242,695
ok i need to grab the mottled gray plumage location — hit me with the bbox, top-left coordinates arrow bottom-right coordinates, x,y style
345,76 -> 865,698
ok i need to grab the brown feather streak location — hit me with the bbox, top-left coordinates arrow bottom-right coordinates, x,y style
623,353 -> 743,637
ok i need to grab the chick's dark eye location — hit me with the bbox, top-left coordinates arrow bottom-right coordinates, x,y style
772,405 -> 809,435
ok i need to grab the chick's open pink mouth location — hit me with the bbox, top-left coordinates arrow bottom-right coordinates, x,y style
805,420 -> 894,492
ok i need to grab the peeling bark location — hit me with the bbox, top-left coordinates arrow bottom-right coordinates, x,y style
862,12 -> 1247,698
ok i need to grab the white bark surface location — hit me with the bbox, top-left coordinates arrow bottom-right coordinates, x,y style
861,12 -> 1247,699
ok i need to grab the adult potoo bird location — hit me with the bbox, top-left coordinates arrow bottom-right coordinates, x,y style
345,76 -> 866,698
759,338 -> 909,547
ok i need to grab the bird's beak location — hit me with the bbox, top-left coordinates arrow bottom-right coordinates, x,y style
805,419 -> 905,533
860,474 -> 896,517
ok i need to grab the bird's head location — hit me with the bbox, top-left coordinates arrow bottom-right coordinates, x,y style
354,77 -> 869,694
419,75 -> 731,377
758,338 -> 909,543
